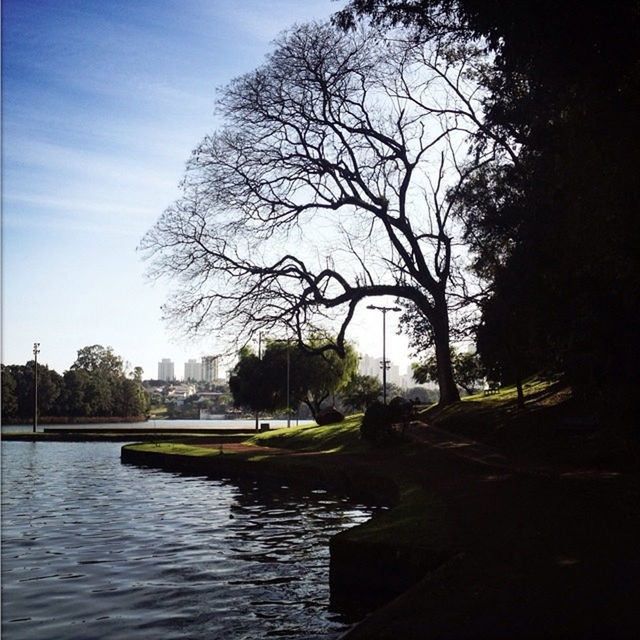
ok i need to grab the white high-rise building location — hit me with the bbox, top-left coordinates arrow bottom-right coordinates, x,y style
202,355 -> 219,383
158,358 -> 175,381
358,353 -> 405,386
184,359 -> 202,382
358,353 -> 380,379
388,363 -> 401,386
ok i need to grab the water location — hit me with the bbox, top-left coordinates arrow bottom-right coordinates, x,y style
2,419 -> 313,433
1,441 -> 374,639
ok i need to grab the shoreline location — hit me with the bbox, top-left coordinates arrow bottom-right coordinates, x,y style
1,431 -> 254,443
120,415 -> 640,639
9,398 -> 638,638
1,416 -> 147,426
120,439 -> 447,617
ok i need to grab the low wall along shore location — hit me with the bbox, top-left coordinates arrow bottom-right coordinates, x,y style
120,438 -> 452,616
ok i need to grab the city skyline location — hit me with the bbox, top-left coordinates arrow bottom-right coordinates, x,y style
150,351 -> 418,386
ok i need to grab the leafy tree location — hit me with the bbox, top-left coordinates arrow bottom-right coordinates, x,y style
5,362 -> 63,419
338,1 -> 640,422
1,365 -> 18,421
117,378 -> 149,417
67,345 -> 146,417
281,338 -> 358,418
72,345 -> 124,376
403,385 -> 437,404
61,369 -> 92,417
229,338 -> 358,421
229,349 -> 278,414
141,22 -> 502,406
2,347 -> 146,420
84,375 -> 114,416
413,348 -> 484,395
341,374 -> 383,412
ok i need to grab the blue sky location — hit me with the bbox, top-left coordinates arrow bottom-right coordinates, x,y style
2,0 -> 410,379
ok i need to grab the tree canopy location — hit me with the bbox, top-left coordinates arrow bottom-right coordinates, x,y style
229,337 -> 358,421
341,373 -> 383,412
1,346 -> 148,422
412,347 -> 484,395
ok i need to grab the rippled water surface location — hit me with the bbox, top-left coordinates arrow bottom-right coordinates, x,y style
1,441 -> 374,639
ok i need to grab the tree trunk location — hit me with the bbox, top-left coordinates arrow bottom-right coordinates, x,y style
304,399 -> 318,421
432,301 -> 460,406
516,377 -> 525,409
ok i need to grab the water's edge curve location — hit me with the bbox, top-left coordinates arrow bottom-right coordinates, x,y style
120,445 -> 452,625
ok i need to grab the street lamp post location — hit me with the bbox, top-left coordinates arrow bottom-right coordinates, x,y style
255,332 -> 263,432
367,305 -> 401,404
33,342 -> 40,433
286,343 -> 291,428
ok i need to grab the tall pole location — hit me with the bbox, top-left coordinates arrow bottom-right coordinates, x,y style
255,332 -> 263,432
33,342 -> 40,433
286,343 -> 290,428
367,305 -> 401,404
382,311 -> 387,404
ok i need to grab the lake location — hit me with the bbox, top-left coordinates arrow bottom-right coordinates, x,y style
2,419 -> 313,433
1,441 -> 374,639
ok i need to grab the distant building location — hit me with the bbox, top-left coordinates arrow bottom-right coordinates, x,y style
358,353 -> 410,387
202,355 -> 219,383
158,358 -> 175,381
184,359 -> 202,382
358,353 -> 381,379
388,363 -> 401,386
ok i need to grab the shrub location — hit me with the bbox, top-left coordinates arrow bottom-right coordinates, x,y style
360,401 -> 395,444
316,406 -> 345,426
388,395 -> 413,418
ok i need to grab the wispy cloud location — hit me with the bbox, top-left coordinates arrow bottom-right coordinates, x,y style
198,0 -> 337,44
1,0 -> 346,375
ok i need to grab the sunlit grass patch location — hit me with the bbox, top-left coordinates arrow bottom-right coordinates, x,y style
125,442 -> 238,457
463,375 -> 560,404
248,414 -> 365,453
417,375 -> 572,456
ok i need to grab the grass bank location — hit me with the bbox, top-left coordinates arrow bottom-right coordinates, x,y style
422,376 -> 639,471
122,381 -> 640,638
122,414 -> 453,610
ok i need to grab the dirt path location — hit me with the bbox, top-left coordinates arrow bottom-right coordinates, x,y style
404,419 -> 626,480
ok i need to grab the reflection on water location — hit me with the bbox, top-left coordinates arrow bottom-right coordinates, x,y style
1,442 -> 373,639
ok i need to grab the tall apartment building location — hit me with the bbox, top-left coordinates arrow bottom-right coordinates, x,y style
358,353 -> 380,379
358,353 -> 406,386
201,355 -> 219,383
184,359 -> 202,382
157,358 -> 175,381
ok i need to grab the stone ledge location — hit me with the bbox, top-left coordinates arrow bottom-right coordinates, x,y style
120,444 -> 452,616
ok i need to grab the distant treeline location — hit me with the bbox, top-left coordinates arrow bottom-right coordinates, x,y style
2,345 -> 149,423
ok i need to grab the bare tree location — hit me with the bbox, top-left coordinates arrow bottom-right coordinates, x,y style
141,23 -> 493,406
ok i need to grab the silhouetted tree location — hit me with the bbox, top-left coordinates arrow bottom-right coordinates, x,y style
142,22 -> 503,406
340,1 -> 640,421
341,373 -> 383,412
1,365 -> 18,421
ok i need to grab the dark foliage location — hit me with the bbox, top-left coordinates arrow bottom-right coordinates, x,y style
229,339 -> 356,422
340,374 -> 383,412
340,1 -> 640,425
360,400 -> 409,444
316,407 -> 345,426
1,346 -> 148,422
